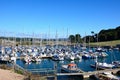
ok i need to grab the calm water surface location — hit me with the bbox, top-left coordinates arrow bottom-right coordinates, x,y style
16,49 -> 120,80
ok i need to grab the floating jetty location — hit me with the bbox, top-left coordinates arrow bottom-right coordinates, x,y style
57,68 -> 120,78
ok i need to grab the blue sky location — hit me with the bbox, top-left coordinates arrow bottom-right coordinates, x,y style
0,0 -> 120,38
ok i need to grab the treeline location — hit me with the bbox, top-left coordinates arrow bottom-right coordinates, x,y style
0,37 -> 68,42
0,26 -> 120,44
68,34 -> 82,43
0,37 -> 33,42
69,26 -> 120,43
98,26 -> 120,41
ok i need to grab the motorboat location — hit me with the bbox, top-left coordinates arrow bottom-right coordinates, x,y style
24,55 -> 32,63
112,61 -> 120,68
65,54 -> 75,61
61,63 -> 83,73
52,53 -> 64,61
95,62 -> 115,69
102,72 -> 120,80
82,53 -> 91,59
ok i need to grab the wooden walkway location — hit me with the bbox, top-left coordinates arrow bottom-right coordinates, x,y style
57,68 -> 120,78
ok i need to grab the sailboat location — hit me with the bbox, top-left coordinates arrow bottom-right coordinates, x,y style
110,49 -> 120,68
95,62 -> 115,69
91,55 -> 115,69
95,47 -> 108,58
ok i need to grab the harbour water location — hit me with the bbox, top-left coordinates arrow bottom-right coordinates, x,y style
15,47 -> 120,80
16,49 -> 120,70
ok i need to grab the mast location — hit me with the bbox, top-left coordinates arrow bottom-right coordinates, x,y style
14,33 -> 16,47
29,34 -> 31,46
63,27 -> 65,46
89,35 -> 90,50
32,33 -> 34,47
84,32 -> 86,48
19,33 -> 21,46
48,25 -> 50,45
55,30 -> 58,49
7,32 -> 10,46
97,33 -> 99,48
66,28 -> 68,46
40,33 -> 42,47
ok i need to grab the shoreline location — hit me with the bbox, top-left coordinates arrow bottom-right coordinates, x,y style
0,68 -> 25,80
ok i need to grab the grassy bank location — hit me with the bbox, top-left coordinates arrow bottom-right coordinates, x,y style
90,40 -> 120,47
1,38 -> 120,47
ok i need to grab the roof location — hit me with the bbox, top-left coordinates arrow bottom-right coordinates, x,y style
68,63 -> 77,67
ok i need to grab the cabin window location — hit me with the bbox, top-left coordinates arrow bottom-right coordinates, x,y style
75,66 -> 76,68
68,66 -> 70,69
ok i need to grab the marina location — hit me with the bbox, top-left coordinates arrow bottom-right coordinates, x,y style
0,44 -> 120,80
0,0 -> 120,80
12,59 -> 120,80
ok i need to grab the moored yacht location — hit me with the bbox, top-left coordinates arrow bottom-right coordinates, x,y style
95,47 -> 108,58
95,62 -> 115,69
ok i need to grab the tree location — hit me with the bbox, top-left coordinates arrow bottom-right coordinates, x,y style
91,31 -> 94,35
91,31 -> 95,42
116,26 -> 120,39
99,28 -> 118,41
75,34 -> 82,43
69,35 -> 75,43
